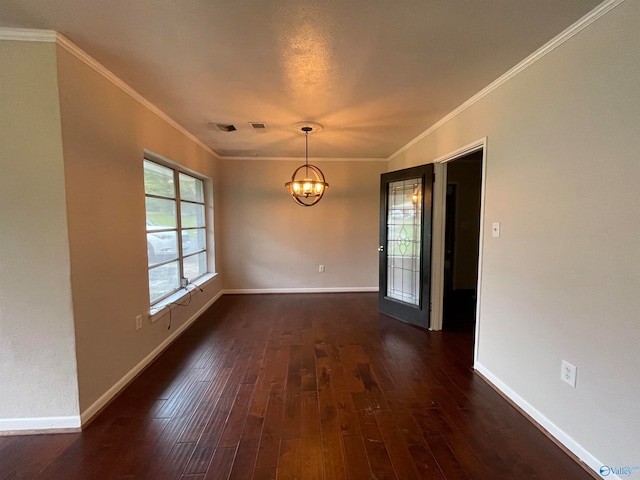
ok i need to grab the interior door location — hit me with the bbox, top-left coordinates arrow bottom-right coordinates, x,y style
379,164 -> 433,328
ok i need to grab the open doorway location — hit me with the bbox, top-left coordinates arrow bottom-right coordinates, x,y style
442,151 -> 483,332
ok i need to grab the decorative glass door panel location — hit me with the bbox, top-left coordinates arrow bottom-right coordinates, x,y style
386,178 -> 422,305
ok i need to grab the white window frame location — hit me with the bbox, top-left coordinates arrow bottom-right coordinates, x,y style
144,153 -> 215,315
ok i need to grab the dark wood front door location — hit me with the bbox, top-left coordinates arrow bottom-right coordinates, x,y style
379,164 -> 433,328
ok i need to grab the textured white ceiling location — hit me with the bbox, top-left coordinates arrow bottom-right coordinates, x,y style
0,0 -> 603,159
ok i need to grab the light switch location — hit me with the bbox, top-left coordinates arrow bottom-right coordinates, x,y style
492,222 -> 501,238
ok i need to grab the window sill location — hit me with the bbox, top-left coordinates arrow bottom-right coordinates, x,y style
149,272 -> 217,322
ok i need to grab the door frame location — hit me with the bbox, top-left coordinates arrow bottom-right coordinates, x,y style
429,138 -> 487,360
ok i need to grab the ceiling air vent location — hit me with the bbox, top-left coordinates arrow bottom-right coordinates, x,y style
249,122 -> 268,133
214,123 -> 236,132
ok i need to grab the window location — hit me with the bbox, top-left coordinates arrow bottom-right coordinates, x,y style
144,159 -> 208,305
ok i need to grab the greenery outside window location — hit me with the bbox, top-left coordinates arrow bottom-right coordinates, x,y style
144,159 -> 208,305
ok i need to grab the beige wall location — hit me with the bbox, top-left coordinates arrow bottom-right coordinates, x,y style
219,159 -> 386,291
391,1 -> 639,470
0,41 -> 80,423
1,35 -> 382,428
55,45 -> 223,414
2,3 -> 637,469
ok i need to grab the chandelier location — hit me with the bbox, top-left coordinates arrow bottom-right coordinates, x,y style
284,123 -> 329,207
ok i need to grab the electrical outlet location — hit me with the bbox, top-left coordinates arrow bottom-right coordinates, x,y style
492,222 -> 501,238
135,314 -> 143,331
561,360 -> 577,388
319,264 -> 325,273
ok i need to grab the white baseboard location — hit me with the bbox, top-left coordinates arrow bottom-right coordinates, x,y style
0,415 -> 81,435
223,287 -> 379,294
81,288 -> 374,423
2,288 -> 367,433
474,362 -> 611,480
80,290 -> 224,425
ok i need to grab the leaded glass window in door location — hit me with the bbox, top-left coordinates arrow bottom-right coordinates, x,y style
386,179 -> 422,305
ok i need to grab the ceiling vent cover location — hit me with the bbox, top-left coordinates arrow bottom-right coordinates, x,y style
249,122 -> 269,133
214,123 -> 236,132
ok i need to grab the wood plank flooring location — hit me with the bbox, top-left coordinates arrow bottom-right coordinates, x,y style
0,293 -> 592,479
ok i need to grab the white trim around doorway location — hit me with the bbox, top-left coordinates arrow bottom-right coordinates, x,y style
429,138 -> 487,367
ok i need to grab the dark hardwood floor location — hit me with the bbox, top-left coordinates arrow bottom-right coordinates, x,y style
0,293 -> 592,479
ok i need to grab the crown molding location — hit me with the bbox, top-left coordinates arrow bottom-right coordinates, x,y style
1,27 -> 218,159
4,0 -> 624,165
53,33 -> 218,158
0,27 -> 57,42
218,155 -> 388,162
388,0 -> 626,161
